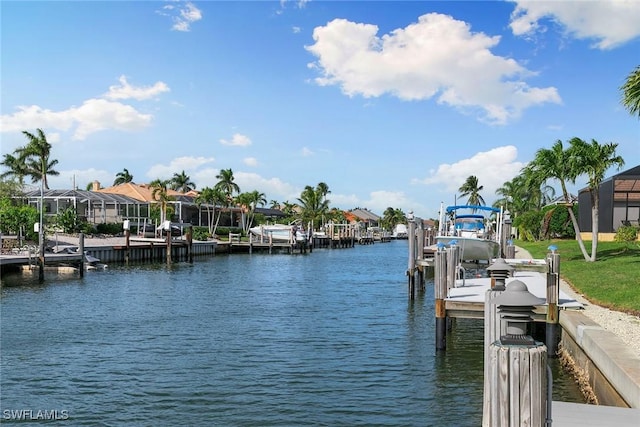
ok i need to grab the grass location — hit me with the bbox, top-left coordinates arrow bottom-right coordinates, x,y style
515,239 -> 640,316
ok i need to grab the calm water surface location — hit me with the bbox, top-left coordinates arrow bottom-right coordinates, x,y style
1,241 -> 583,426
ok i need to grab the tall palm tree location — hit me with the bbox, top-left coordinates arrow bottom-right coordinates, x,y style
236,190 -> 267,233
316,182 -> 331,225
195,186 -> 226,236
569,137 -> 625,261
171,170 -> 196,193
297,184 -> 330,230
113,168 -> 134,186
149,178 -> 173,225
620,65 -> 640,118
14,129 -> 59,190
214,168 -> 240,203
458,175 -> 485,207
214,168 -> 241,226
525,139 -> 590,261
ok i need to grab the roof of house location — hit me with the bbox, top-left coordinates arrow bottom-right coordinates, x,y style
22,188 -> 141,205
349,208 -> 381,221
97,183 -> 195,203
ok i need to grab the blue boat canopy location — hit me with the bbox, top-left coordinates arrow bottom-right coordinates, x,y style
445,205 -> 500,213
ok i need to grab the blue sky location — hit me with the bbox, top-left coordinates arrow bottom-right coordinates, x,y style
1,0 -> 639,219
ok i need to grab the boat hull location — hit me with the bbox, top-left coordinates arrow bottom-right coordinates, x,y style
249,225 -> 308,243
435,236 -> 500,261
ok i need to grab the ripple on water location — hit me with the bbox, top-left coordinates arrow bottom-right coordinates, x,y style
1,241 -> 583,426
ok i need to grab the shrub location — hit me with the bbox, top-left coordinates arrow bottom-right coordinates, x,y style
545,204 -> 577,238
192,227 -> 210,241
615,224 -> 639,250
0,197 -> 39,240
514,210 -> 544,241
96,223 -> 124,235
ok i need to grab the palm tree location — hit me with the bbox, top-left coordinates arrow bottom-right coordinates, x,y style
381,207 -> 406,231
316,182 -> 331,225
569,137 -> 625,261
297,184 -> 330,230
14,129 -> 59,190
524,139 -> 590,261
171,170 -> 196,193
149,178 -> 173,225
458,175 -> 485,207
0,153 -> 28,184
620,65 -> 640,118
113,168 -> 134,186
214,168 -> 241,227
236,190 -> 267,233
195,186 -> 226,236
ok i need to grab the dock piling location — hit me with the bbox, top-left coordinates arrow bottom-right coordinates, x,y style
434,249 -> 448,351
546,250 -> 560,357
407,218 -> 416,299
79,233 -> 85,277
482,280 -> 548,426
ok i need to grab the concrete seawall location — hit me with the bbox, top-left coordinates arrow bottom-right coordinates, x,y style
560,310 -> 640,408
514,246 -> 640,409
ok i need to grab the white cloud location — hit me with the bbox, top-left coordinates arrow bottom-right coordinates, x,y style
306,13 -> 561,125
414,145 -> 525,202
72,99 -> 154,139
159,1 -> 202,32
234,171 -> 299,201
146,156 -> 215,180
220,133 -> 252,146
105,75 -> 170,100
301,147 -> 314,156
1,76 -> 170,140
510,0 -> 640,50
243,157 -> 259,167
0,99 -> 154,140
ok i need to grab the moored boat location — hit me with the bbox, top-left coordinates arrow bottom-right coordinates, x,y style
435,204 -> 503,261
249,223 -> 308,243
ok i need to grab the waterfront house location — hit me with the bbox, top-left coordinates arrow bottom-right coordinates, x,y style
577,164 -> 640,241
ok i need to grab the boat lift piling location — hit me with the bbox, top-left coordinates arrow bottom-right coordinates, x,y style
434,248 -> 448,351
406,213 -> 425,300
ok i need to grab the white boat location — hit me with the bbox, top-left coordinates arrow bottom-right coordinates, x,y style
392,223 -> 408,239
435,204 -> 503,261
249,224 -> 308,243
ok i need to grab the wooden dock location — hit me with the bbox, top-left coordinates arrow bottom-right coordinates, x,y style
444,269 -> 583,321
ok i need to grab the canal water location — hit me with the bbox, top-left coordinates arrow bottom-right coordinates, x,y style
1,240 -> 583,426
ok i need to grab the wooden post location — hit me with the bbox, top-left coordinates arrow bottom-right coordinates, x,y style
79,233 -> 85,278
446,245 -> 460,290
187,226 -> 193,263
125,229 -> 130,264
484,342 -> 547,426
38,226 -> 45,282
482,287 -> 505,424
166,229 -> 172,264
407,219 -> 416,299
434,249 -> 447,351
546,252 -> 560,356
416,225 -> 425,290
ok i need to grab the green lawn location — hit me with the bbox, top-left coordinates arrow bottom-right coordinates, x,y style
515,239 -> 640,315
